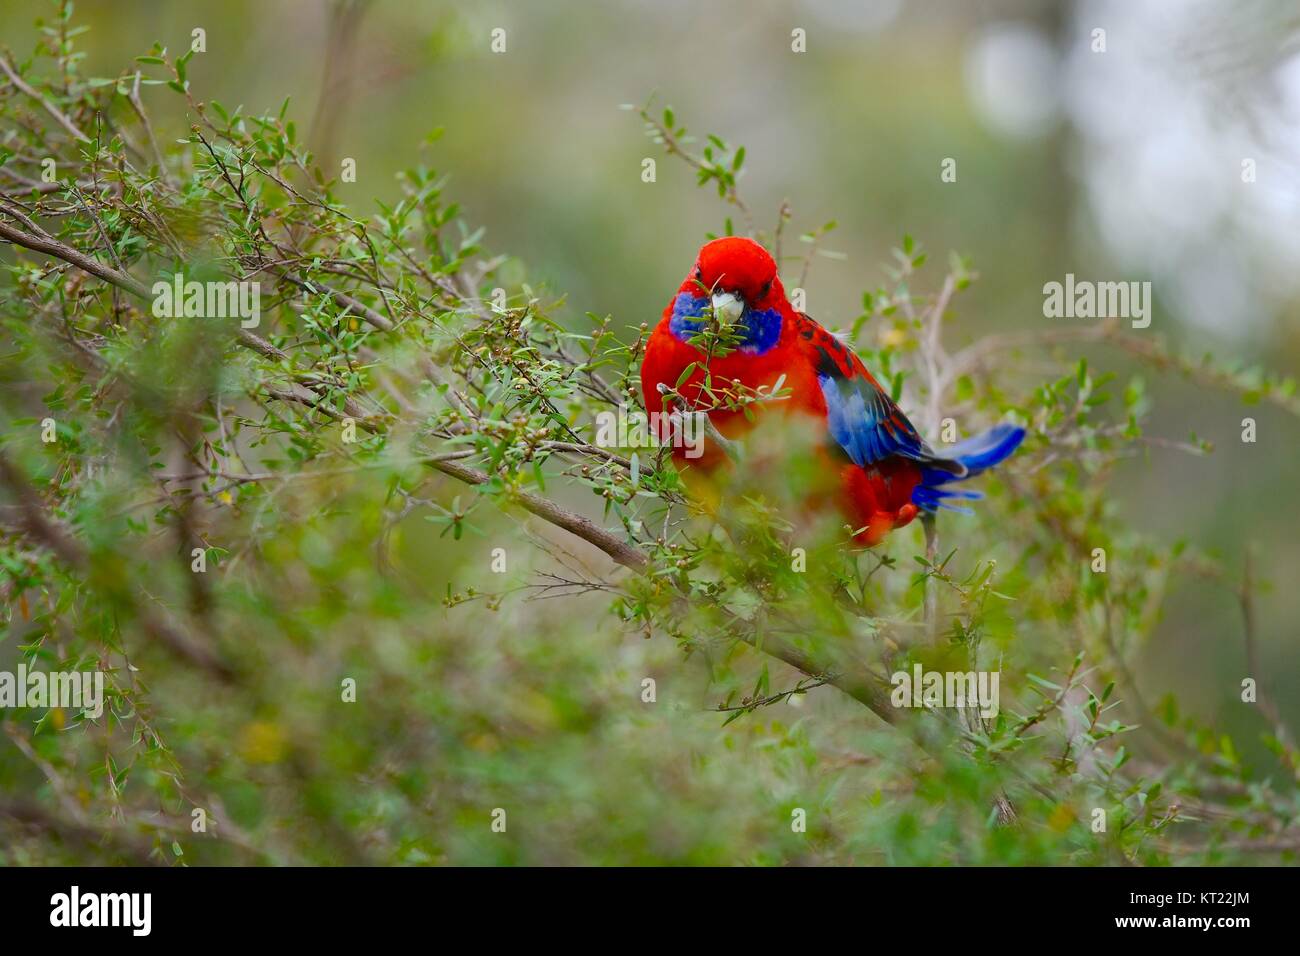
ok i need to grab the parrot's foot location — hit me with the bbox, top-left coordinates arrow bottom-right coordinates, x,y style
656,383 -> 740,463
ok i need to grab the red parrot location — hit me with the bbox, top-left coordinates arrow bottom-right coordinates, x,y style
640,236 -> 1025,545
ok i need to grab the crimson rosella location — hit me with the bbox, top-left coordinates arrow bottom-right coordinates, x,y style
640,236 -> 1025,545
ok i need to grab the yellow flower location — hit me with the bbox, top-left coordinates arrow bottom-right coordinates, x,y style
466,732 -> 500,753
239,720 -> 287,764
879,327 -> 907,349
1047,802 -> 1076,832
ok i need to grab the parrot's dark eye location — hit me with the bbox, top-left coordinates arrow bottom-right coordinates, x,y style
694,267 -> 703,282
758,278 -> 773,299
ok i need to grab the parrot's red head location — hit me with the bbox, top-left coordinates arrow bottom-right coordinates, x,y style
665,237 -> 789,354
683,236 -> 785,312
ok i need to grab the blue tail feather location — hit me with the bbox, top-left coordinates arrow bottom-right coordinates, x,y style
912,486 -> 982,515
913,423 -> 1025,514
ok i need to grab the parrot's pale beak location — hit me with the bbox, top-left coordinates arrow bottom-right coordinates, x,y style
710,291 -> 746,327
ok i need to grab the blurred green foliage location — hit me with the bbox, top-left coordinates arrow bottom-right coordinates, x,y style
0,1 -> 1297,865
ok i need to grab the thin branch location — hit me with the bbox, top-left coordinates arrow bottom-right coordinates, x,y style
1239,545 -> 1296,765
712,674 -> 836,713
0,449 -> 238,682
0,217 -> 380,427
427,456 -> 648,571
943,320 -> 1300,418
0,50 -> 90,143
921,513 -> 939,642
126,70 -> 170,180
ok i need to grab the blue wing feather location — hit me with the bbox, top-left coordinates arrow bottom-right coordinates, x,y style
799,316 -> 1023,493
817,370 -> 940,468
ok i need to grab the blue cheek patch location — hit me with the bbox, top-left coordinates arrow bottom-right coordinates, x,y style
668,292 -> 708,339
668,294 -> 782,356
741,308 -> 782,355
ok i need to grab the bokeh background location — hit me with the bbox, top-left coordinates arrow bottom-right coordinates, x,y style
1,0 -> 1297,863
